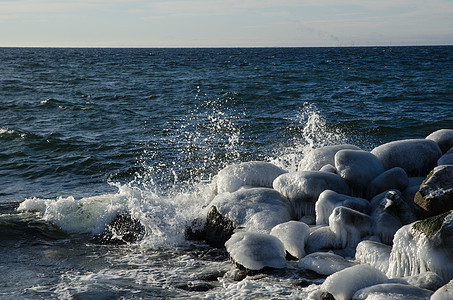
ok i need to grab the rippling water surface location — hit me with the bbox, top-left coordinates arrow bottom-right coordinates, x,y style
0,46 -> 452,299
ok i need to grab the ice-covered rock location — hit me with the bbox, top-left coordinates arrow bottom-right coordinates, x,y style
273,171 -> 349,219
386,272 -> 444,291
315,190 -> 370,225
371,190 -> 417,244
213,161 -> 287,194
306,226 -> 342,254
225,232 -> 286,271
298,144 -> 361,171
431,279 -> 453,300
366,167 -> 409,200
319,164 -> 337,173
438,147 -> 453,165
388,211 -> 453,282
270,221 -> 310,259
329,206 -> 372,248
426,129 -> 453,154
204,187 -> 294,248
298,252 -> 356,276
322,264 -> 388,300
355,240 -> 392,274
335,149 -> 384,197
414,165 -> 453,218
371,139 -> 442,177
352,283 -> 433,300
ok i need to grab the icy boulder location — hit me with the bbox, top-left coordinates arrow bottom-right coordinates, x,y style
315,190 -> 370,225
225,232 -> 286,271
273,171 -> 349,219
321,264 -> 388,300
334,149 -> 384,197
355,240 -> 392,274
388,211 -> 453,282
438,147 -> 453,166
213,161 -> 287,194
371,139 -> 442,177
298,144 -> 361,171
204,187 -> 294,248
431,279 -> 453,300
414,165 -> 453,218
270,221 -> 310,259
426,129 -> 453,154
298,252 -> 356,276
329,206 -> 372,248
305,225 -> 342,254
352,283 -> 433,300
386,272 -> 444,291
366,167 -> 409,200
371,190 -> 417,244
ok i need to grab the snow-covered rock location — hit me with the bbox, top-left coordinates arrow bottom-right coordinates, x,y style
322,264 -> 388,300
225,232 -> 286,271
204,187 -> 294,247
366,167 -> 409,200
352,283 -> 433,300
315,190 -> 370,225
329,206 -> 372,248
298,144 -> 361,171
273,171 -> 349,219
213,161 -> 287,194
414,165 -> 453,218
388,211 -> 453,282
270,221 -> 310,259
355,240 -> 392,274
298,252 -> 356,276
371,139 -> 442,177
426,129 -> 453,154
335,149 -> 384,197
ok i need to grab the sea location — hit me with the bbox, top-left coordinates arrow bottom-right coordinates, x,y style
0,46 -> 452,299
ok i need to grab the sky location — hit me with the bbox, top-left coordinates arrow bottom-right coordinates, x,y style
0,0 -> 452,47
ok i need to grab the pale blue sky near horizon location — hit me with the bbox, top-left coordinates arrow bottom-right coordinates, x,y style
1,0 -> 452,47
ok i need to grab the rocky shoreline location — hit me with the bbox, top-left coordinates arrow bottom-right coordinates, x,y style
187,128 -> 453,299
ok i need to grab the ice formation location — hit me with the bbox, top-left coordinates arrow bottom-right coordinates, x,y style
355,240 -> 392,274
388,211 -> 453,282
315,190 -> 370,225
305,226 -> 342,254
365,167 -> 409,200
298,252 -> 356,276
334,149 -> 384,197
426,128 -> 453,154
298,144 -> 361,171
352,283 -> 433,300
269,221 -> 310,259
213,161 -> 287,194
273,171 -> 349,219
321,264 -> 388,300
225,232 -> 287,270
431,279 -> 453,300
329,206 -> 372,248
208,187 -> 294,233
371,139 -> 442,176
386,271 -> 444,291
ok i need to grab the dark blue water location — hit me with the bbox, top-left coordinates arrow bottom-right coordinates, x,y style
1,46 -> 452,299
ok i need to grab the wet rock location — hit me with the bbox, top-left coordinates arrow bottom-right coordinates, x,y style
97,213 -> 145,245
371,139 -> 442,177
414,165 -> 453,218
203,206 -> 236,249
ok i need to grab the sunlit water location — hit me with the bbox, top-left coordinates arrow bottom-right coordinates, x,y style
1,46 -> 452,299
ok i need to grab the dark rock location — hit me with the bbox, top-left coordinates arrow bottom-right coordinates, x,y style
415,165 -> 453,218
204,206 -> 236,249
97,213 -> 145,245
175,282 -> 215,292
320,291 -> 335,300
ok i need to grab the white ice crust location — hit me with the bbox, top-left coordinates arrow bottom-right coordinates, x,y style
213,161 -> 287,194
316,190 -> 370,225
322,264 -> 388,300
225,232 -> 287,270
270,220 -> 310,259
